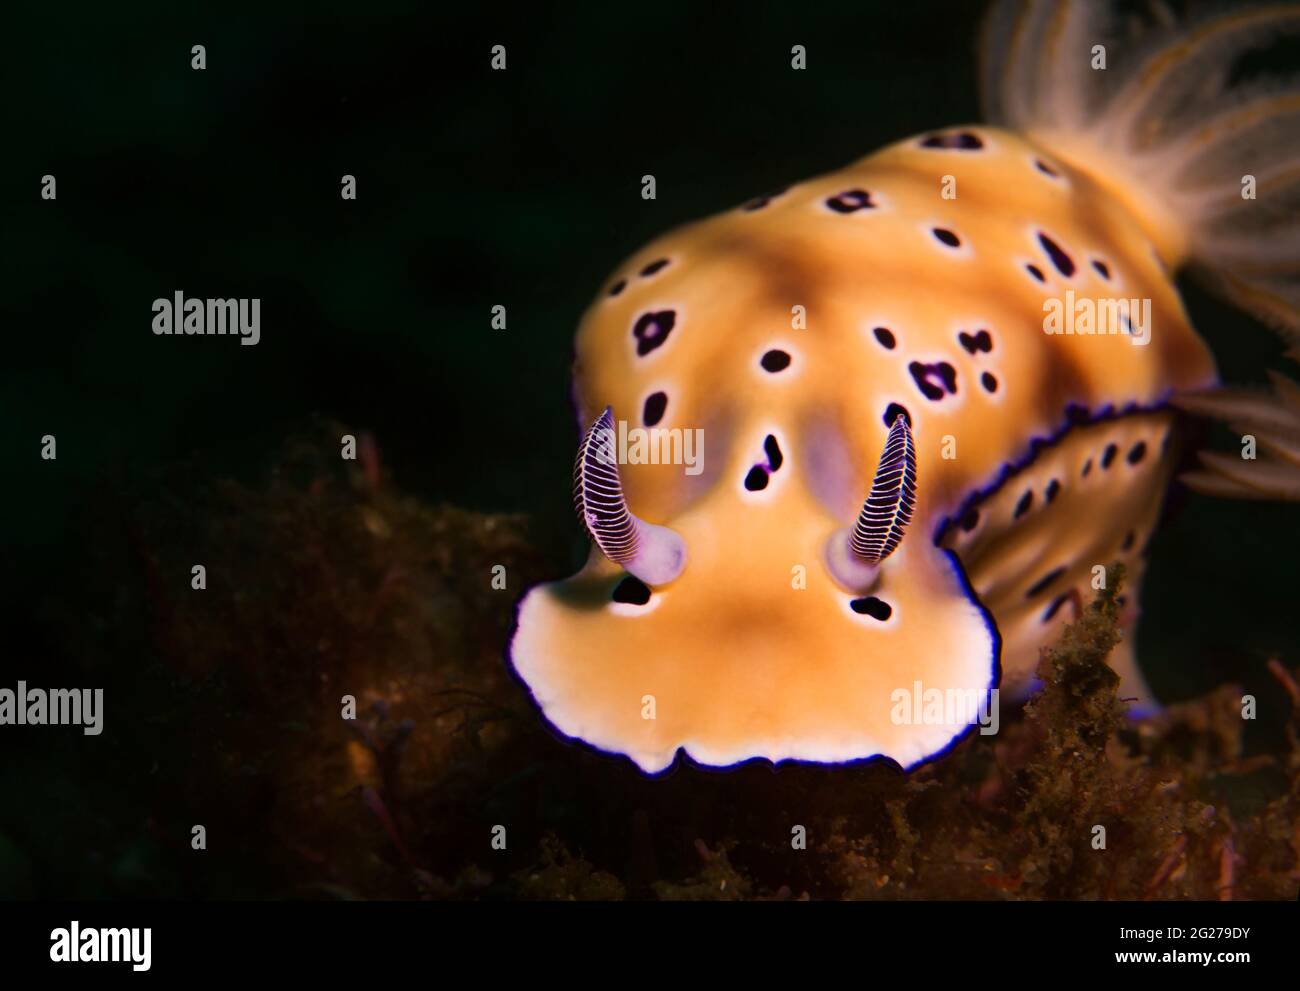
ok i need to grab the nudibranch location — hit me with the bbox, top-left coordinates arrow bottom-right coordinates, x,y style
510,0 -> 1300,773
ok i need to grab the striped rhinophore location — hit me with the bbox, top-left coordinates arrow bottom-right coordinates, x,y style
851,413 -> 917,564
573,406 -> 638,564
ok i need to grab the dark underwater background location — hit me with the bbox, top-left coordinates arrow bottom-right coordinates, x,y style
3,1 -> 1297,899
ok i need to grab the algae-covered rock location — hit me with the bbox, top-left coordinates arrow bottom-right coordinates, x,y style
24,425 -> 1298,901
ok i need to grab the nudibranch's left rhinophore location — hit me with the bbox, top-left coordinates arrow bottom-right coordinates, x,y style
510,0 -> 1300,773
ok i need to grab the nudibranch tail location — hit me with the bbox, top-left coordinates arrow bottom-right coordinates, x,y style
573,406 -> 686,585
983,0 -> 1300,500
983,0 -> 1300,309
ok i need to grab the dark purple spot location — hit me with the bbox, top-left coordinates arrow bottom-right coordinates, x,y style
764,434 -> 783,472
642,391 -> 667,427
741,186 -> 788,212
1045,479 -> 1061,503
1026,263 -> 1046,282
920,131 -> 983,150
1026,567 -> 1065,598
1121,530 -> 1136,551
909,361 -> 958,401
1042,592 -> 1073,621
744,466 -> 769,491
850,596 -> 892,621
932,227 -> 961,248
1126,441 -> 1147,465
960,508 -> 980,533
608,279 -> 627,297
981,371 -> 998,393
873,326 -> 896,349
1081,458 -> 1093,478
761,349 -> 792,373
826,189 -> 874,213
958,329 -> 993,354
883,402 -> 911,427
1035,158 -> 1060,178
1038,232 -> 1076,277
633,310 -> 676,356
612,576 -> 651,605
640,258 -> 670,277
1092,259 -> 1111,280
1101,443 -> 1118,469
1014,490 -> 1033,519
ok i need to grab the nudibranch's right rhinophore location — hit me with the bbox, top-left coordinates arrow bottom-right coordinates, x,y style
510,0 -> 1300,774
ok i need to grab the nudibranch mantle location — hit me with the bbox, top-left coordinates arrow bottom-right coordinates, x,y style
510,125 -> 1217,774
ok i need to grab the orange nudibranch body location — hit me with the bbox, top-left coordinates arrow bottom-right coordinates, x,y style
510,123 -> 1217,773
